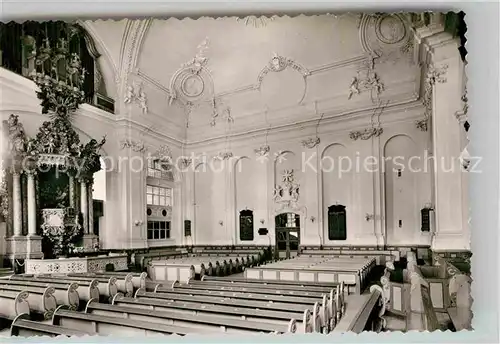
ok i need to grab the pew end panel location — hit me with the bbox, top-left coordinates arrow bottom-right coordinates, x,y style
0,290 -> 31,320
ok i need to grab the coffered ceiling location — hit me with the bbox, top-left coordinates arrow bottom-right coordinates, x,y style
84,14 -> 419,143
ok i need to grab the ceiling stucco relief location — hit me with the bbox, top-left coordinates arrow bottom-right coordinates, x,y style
358,13 -> 415,64
257,53 -> 311,108
124,81 -> 148,114
168,38 -> 214,107
117,19 -> 152,106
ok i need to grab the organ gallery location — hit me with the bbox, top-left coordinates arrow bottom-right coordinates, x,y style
0,12 -> 471,335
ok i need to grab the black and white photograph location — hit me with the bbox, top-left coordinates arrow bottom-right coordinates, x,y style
0,10 -> 475,338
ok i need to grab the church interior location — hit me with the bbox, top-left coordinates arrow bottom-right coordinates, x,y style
0,12 -> 472,336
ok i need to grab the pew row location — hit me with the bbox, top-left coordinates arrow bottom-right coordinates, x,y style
113,293 -> 319,333
52,305 -> 225,336
85,298 -> 295,334
94,272 -> 148,289
134,250 -> 188,269
332,285 -> 387,333
11,275 -> 99,303
133,288 -> 325,333
300,249 -> 398,265
0,285 -> 57,320
13,275 -> 116,303
0,290 -> 31,320
0,279 -> 79,310
67,273 -> 134,297
10,313 -> 92,337
243,258 -> 374,295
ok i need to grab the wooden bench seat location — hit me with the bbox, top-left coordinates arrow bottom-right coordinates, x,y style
10,313 -> 91,337
172,280 -> 329,298
68,273 -> 134,297
84,299 -> 295,334
112,294 -> 319,333
155,284 -> 326,306
11,276 -> 99,303
332,285 -> 386,333
94,272 -> 148,289
0,279 -> 79,310
17,275 -> 117,303
0,285 -> 57,320
0,290 -> 30,320
52,306 -> 222,336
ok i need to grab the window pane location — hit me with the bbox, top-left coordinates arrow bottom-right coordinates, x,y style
160,188 -> 166,195
147,186 -> 153,194
147,194 -> 153,205
159,230 -> 166,239
166,230 -> 170,239
147,230 -> 153,240
166,222 -> 170,229
165,197 -> 171,206
159,197 -> 166,206
160,221 -> 166,229
166,188 -> 172,196
153,230 -> 159,239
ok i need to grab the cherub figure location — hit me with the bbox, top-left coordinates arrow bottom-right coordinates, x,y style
348,77 -> 360,99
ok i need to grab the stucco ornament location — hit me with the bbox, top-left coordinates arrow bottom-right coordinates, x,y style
358,13 -> 414,63
168,38 -> 214,107
273,169 -> 300,208
124,81 -> 148,114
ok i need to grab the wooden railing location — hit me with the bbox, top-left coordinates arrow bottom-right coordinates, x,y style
405,252 -> 440,331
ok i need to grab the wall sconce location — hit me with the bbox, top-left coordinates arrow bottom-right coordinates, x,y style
219,220 -> 224,226
310,216 -> 316,223
134,220 -> 143,226
260,219 -> 265,225
365,213 -> 375,222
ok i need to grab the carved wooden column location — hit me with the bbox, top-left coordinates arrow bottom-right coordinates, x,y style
87,180 -> 94,235
80,179 -> 88,234
68,174 -> 75,209
26,171 -> 37,236
26,170 -> 42,258
12,171 -> 22,237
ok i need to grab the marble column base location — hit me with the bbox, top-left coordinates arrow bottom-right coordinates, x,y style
82,234 -> 99,250
5,235 -> 44,259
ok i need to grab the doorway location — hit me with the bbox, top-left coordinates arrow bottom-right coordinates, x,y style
275,213 -> 300,259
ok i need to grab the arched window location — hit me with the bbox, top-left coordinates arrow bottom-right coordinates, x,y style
328,204 -> 347,240
0,21 -> 114,113
239,209 -> 254,241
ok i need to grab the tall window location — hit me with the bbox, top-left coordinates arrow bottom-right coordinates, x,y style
147,159 -> 174,181
328,205 -> 347,240
146,185 -> 172,206
239,209 -> 254,241
147,220 -> 170,240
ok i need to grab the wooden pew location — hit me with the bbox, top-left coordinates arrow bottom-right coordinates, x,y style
17,275 -> 117,303
67,273 -> 134,297
112,294 -> 317,333
134,288 -> 324,333
134,250 -> 188,269
0,290 -> 30,320
94,271 -> 148,289
201,276 -> 344,294
155,283 -> 336,333
333,285 -> 387,333
52,305 -> 223,336
173,280 -> 329,298
0,279 -> 80,311
0,285 -> 57,320
84,298 -> 295,334
11,275 -> 99,303
10,313 -> 91,337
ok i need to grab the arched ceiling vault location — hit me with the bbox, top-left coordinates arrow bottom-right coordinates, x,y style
83,14 -> 424,142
